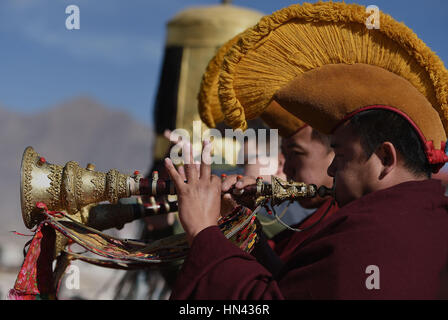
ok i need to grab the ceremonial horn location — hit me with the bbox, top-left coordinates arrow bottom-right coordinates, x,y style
20,146 -> 326,230
20,146 -> 147,229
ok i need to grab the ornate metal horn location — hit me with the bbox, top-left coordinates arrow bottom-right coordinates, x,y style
20,146 -> 144,229
20,146 -> 326,230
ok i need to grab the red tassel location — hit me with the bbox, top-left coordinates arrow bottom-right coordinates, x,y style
8,223 -> 57,300
424,141 -> 448,173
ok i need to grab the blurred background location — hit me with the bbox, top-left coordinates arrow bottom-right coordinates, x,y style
0,0 -> 447,299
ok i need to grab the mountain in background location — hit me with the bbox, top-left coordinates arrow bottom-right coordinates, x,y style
0,96 -> 154,237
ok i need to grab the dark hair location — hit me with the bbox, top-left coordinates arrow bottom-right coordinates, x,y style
311,128 -> 332,153
346,109 -> 435,178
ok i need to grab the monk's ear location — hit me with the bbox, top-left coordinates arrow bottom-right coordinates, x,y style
375,142 -> 397,179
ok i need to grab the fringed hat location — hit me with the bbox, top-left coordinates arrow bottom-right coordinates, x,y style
198,33 -> 306,137
218,1 -> 448,172
199,34 -> 240,129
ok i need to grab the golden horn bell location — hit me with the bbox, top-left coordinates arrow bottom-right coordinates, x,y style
20,146 -> 143,229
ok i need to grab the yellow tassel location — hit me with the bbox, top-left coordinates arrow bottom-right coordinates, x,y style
198,34 -> 241,128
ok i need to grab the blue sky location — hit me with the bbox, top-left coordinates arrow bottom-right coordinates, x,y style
0,0 -> 447,127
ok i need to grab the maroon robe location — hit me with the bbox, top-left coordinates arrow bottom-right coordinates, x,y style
269,198 -> 339,262
170,179 -> 448,299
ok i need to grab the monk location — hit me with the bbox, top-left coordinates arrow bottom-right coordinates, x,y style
222,125 -> 337,265
163,1 -> 448,300
164,108 -> 448,299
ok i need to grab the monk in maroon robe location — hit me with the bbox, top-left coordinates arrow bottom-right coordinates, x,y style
164,109 -> 448,299
222,125 -> 337,264
170,178 -> 448,299
268,198 -> 338,262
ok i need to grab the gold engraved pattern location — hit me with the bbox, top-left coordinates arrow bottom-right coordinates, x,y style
74,163 -> 83,206
91,172 -> 106,202
106,169 -> 119,204
47,164 -> 63,209
271,176 -> 311,205
21,147 -> 36,228
117,173 -> 128,199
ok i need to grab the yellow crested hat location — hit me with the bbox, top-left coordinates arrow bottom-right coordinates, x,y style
198,33 -> 306,137
218,1 -> 448,170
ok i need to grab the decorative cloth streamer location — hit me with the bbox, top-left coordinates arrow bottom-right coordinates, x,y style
9,202 -> 259,299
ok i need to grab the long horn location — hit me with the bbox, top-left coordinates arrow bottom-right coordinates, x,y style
20,146 -> 322,229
